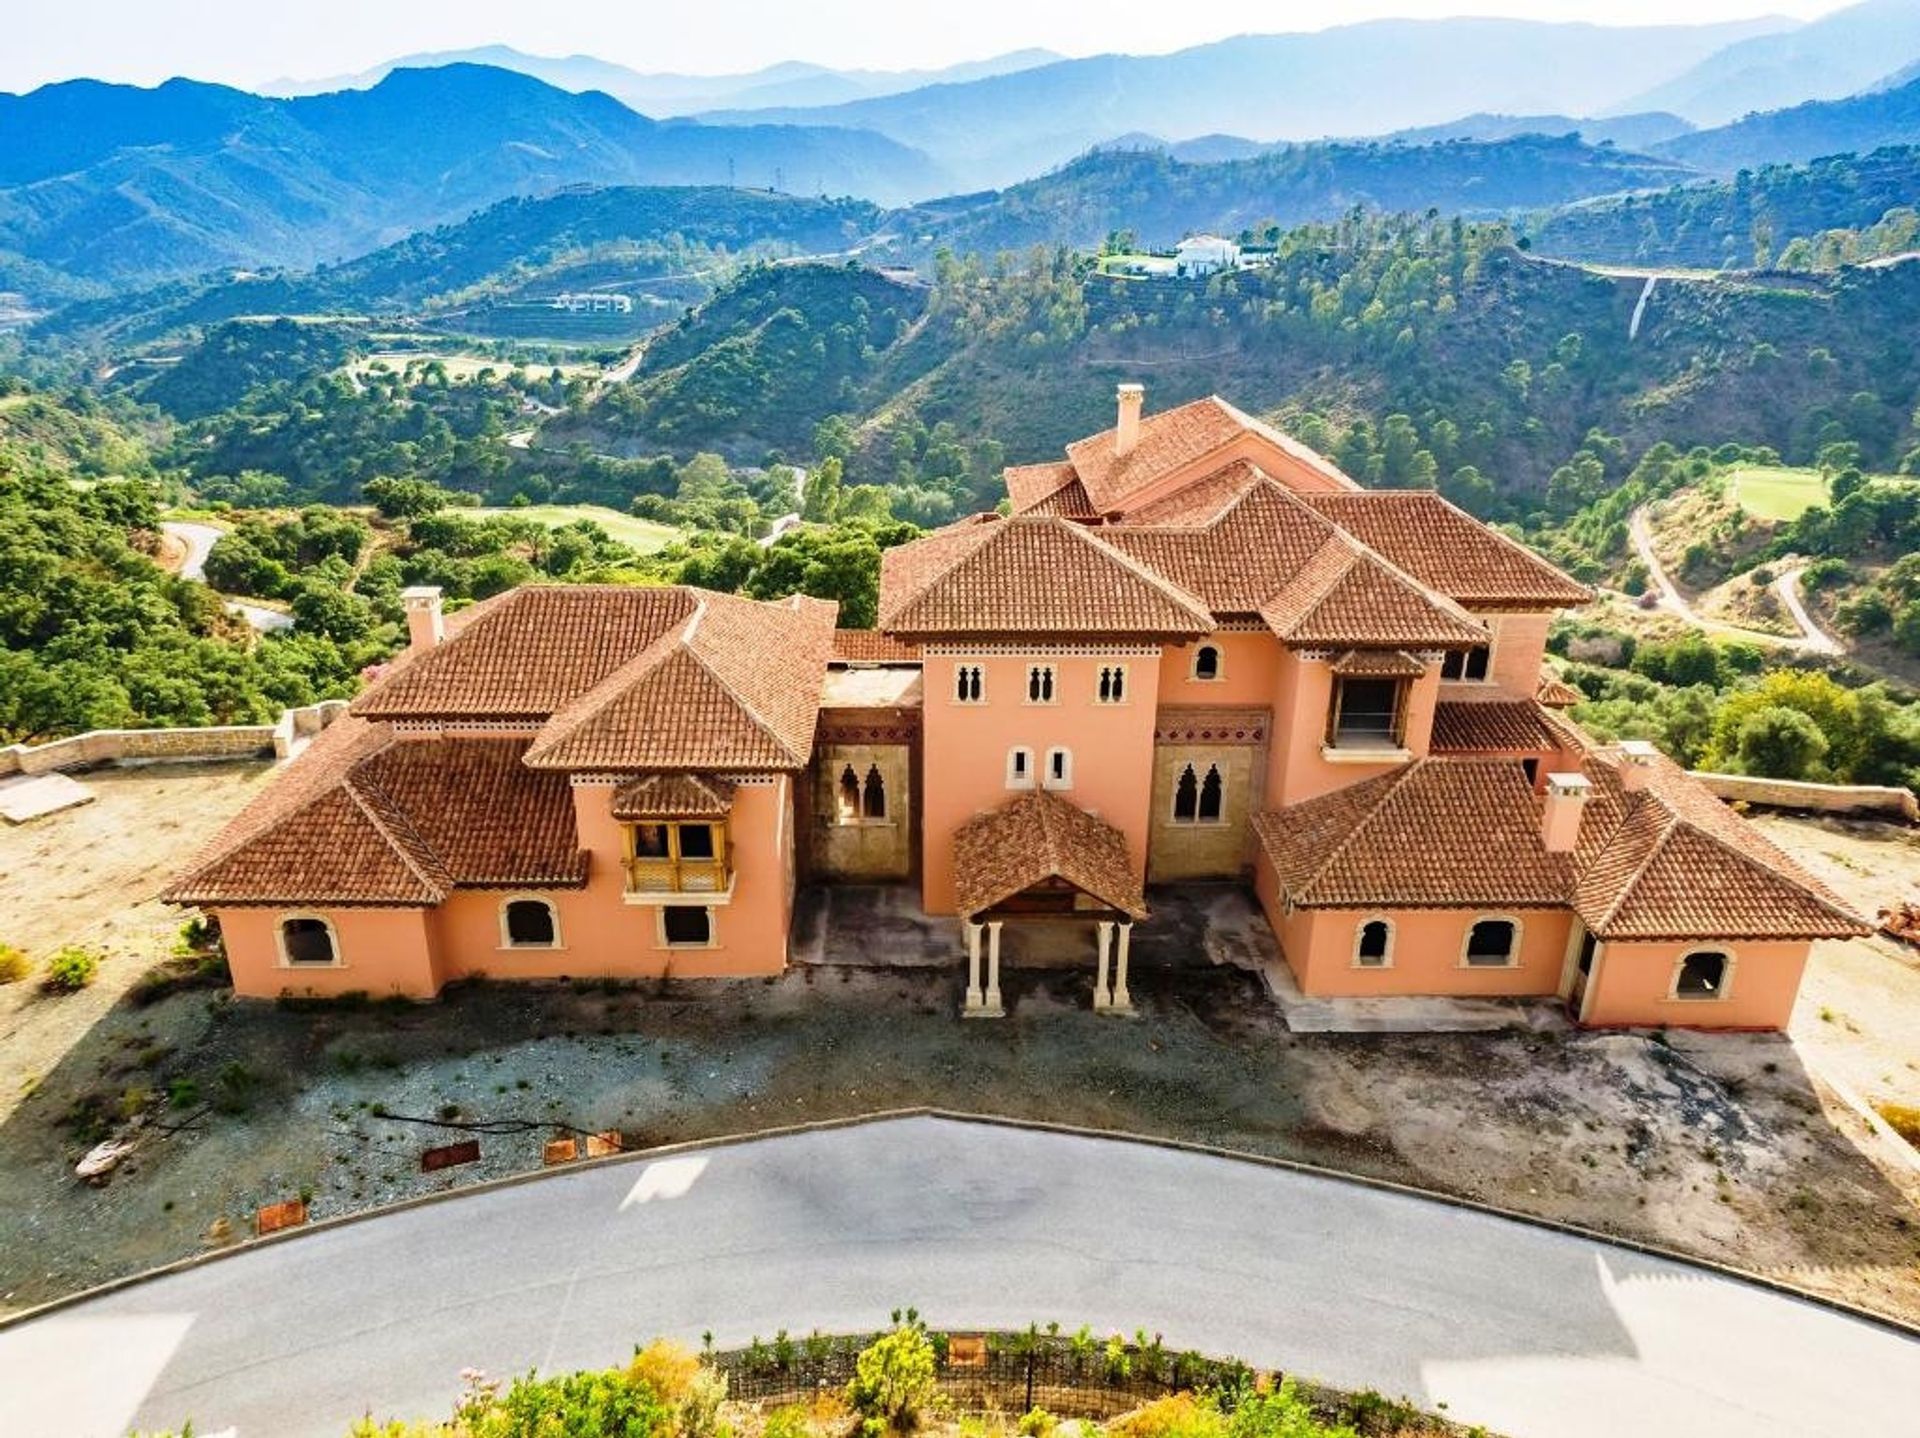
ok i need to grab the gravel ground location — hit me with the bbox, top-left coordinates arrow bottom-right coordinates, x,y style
2,766 -> 1917,1327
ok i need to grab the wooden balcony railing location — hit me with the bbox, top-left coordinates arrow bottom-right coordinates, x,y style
625,848 -> 732,895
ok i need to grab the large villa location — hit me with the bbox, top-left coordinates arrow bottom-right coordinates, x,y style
166,386 -> 1868,1029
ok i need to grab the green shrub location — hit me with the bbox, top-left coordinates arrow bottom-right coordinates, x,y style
41,945 -> 101,992
0,944 -> 28,984
847,1323 -> 937,1433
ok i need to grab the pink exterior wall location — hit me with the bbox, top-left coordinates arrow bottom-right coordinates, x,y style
217,906 -> 441,1000
1265,653 -> 1441,808
1253,889 -> 1573,999
920,651 -> 1163,914
1488,612 -> 1552,697
1155,630 -> 1280,709
1580,938 -> 1812,1031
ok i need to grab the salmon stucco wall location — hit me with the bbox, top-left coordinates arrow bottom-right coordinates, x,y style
1155,630 -> 1280,709
1581,938 -> 1812,1031
1256,895 -> 1573,999
218,906 -> 441,999
920,651 -> 1162,914
1265,653 -> 1441,808
1488,612 -> 1552,697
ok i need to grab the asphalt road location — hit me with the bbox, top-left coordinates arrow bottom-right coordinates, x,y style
2,1116 -> 1913,1438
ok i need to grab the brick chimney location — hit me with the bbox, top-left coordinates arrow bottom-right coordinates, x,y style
1115,383 -> 1144,457
401,585 -> 445,652
1541,772 -> 1592,853
1617,739 -> 1658,792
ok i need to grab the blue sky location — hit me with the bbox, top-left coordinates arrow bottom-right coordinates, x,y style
4,0 -> 1854,93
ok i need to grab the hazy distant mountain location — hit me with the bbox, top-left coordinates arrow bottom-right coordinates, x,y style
693,16 -> 1792,190
1614,0 -> 1920,127
902,136 -> 1699,256
1380,111 -> 1696,152
263,45 -> 1062,116
0,65 -> 932,291
1658,73 -> 1920,172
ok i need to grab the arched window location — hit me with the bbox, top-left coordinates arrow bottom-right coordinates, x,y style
502,898 -> 558,948
1172,764 -> 1199,821
1027,664 -> 1056,703
1097,665 -> 1128,704
862,764 -> 887,819
279,915 -> 337,966
836,764 -> 861,823
1464,917 -> 1519,968
955,665 -> 984,704
1197,764 -> 1224,821
1355,918 -> 1392,968
1044,747 -> 1073,790
1192,645 -> 1222,681
1007,746 -> 1034,789
1674,950 -> 1730,999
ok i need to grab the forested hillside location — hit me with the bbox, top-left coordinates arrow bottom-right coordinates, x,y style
1525,147 -> 1920,269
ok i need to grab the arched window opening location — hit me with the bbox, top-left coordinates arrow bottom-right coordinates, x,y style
281,916 -> 335,966
1045,747 -> 1072,790
955,664 -> 984,703
504,899 -> 557,948
1676,950 -> 1729,999
1172,764 -> 1199,821
1027,665 -> 1056,703
1193,645 -> 1221,681
1197,764 -> 1224,822
1465,918 -> 1518,967
836,764 -> 861,823
1007,747 -> 1034,788
1097,665 -> 1127,704
862,764 -> 887,819
1356,919 -> 1391,967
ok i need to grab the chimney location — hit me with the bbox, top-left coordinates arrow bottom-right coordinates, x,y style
1617,739 -> 1658,792
1541,772 -> 1592,853
1115,382 -> 1144,457
401,585 -> 445,652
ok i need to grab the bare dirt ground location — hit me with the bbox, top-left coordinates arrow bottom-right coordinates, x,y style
2,764 -> 1918,1327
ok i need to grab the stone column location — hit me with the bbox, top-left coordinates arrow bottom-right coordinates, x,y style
984,922 -> 1004,1015
1110,923 -> 1134,1012
964,922 -> 983,1012
1093,921 -> 1114,1010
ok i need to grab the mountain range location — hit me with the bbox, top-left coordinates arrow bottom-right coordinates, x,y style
261,46 -> 1063,116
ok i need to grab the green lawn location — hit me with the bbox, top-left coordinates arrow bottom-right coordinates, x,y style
464,504 -> 682,555
1727,466 -> 1831,521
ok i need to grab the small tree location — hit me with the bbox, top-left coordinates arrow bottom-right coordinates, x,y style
847,1322 -> 937,1434
42,945 -> 101,992
1735,705 -> 1829,780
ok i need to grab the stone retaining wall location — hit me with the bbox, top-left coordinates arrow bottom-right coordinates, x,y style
1,700 -> 347,777
1692,770 -> 1918,822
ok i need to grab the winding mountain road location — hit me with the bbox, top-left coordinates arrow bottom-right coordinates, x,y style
1,1117 -> 1912,1438
160,521 -> 294,634
1626,507 -> 1840,653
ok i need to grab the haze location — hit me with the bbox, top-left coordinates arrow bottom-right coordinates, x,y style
2,0 -> 1856,94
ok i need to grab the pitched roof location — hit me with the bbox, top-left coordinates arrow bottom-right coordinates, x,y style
1004,461 -> 1082,512
1300,492 -> 1591,608
1259,535 -> 1489,649
878,514 -> 1212,638
1430,698 -> 1563,753
1537,673 -> 1584,708
610,773 -> 735,820
1331,649 -> 1428,678
952,789 -> 1148,921
164,724 -> 587,907
353,586 -> 701,722
523,590 -> 836,772
1573,754 -> 1868,941
1253,760 -> 1576,910
1063,396 -> 1354,513
832,628 -> 920,664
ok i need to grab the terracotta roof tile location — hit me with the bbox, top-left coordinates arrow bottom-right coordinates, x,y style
1253,760 -> 1574,909
832,629 -> 921,663
1020,476 -> 1098,519
1259,536 -> 1489,648
1301,492 -> 1591,608
354,587 -> 700,721
1430,698 -> 1561,753
610,773 -> 735,820
1004,462 -> 1082,513
165,727 -> 586,907
953,790 -> 1148,920
1101,475 -> 1339,616
878,515 -> 1212,638
524,590 -> 836,772
1065,396 -> 1355,513
1331,650 -> 1428,678
1537,673 -> 1584,707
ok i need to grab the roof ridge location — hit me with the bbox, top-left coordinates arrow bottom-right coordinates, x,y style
1044,515 -> 1215,621
679,614 -> 804,768
340,767 -> 452,897
1586,796 -> 1680,935
523,603 -> 701,761
1297,762 -> 1426,902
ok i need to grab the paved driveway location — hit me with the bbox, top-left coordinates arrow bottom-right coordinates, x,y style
1,1116 -> 1913,1438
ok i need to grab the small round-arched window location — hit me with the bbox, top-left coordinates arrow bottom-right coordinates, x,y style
1355,919 -> 1392,967
281,916 -> 336,965
504,898 -> 558,948
1192,645 -> 1222,681
1675,950 -> 1729,999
